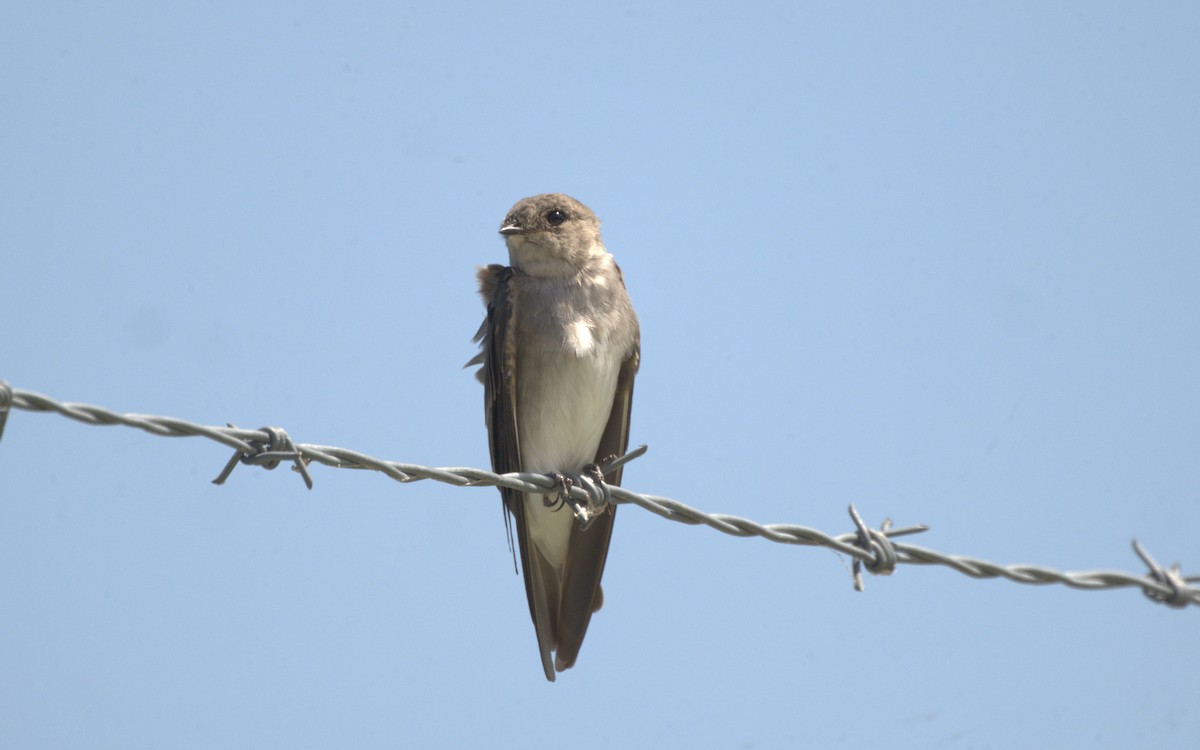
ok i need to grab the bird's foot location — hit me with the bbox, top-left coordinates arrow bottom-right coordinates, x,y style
582,461 -> 608,486
546,468 -> 611,530
545,473 -> 572,510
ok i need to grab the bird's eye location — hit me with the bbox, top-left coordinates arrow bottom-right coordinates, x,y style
545,209 -> 567,226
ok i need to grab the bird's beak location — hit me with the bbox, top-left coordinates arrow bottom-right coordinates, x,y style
499,223 -> 525,236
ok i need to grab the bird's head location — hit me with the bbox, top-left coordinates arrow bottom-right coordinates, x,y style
499,193 -> 606,277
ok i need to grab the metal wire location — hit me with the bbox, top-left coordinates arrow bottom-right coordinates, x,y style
2,381 -> 1196,609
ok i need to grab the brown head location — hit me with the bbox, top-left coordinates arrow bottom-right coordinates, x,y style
499,193 -> 607,277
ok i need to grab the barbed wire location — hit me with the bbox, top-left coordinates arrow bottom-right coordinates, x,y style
1,381 -> 1196,609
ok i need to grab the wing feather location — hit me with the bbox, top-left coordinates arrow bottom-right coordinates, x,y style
476,265 -> 557,681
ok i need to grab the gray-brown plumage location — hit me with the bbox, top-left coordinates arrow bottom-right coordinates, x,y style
470,194 -> 639,681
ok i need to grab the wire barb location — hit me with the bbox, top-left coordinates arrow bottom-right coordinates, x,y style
212,424 -> 314,490
1133,539 -> 1196,609
847,505 -> 903,592
3,383 -> 1198,609
600,444 -> 647,475
0,381 -> 12,443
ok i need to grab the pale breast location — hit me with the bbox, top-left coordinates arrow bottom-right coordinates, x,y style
516,341 -> 622,474
510,262 -> 633,473
506,258 -> 637,565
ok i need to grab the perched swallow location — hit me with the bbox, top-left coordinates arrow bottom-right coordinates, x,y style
470,194 -> 640,681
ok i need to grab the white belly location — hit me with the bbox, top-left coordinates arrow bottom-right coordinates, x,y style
517,344 -> 621,564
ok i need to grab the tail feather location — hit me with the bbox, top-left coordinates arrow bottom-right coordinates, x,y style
526,540 -> 561,682
552,507 -> 616,673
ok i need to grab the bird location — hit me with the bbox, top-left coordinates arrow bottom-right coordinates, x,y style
470,193 -> 640,681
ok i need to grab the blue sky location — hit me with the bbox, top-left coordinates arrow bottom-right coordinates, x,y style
3,2 -> 1198,748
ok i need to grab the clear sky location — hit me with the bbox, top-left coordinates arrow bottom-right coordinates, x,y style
3,2 -> 1198,748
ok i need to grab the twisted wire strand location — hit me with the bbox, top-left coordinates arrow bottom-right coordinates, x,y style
2,382 -> 1196,608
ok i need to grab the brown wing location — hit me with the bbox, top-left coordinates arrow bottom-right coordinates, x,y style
474,265 -> 558,681
473,265 -> 521,532
553,341 -> 640,671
